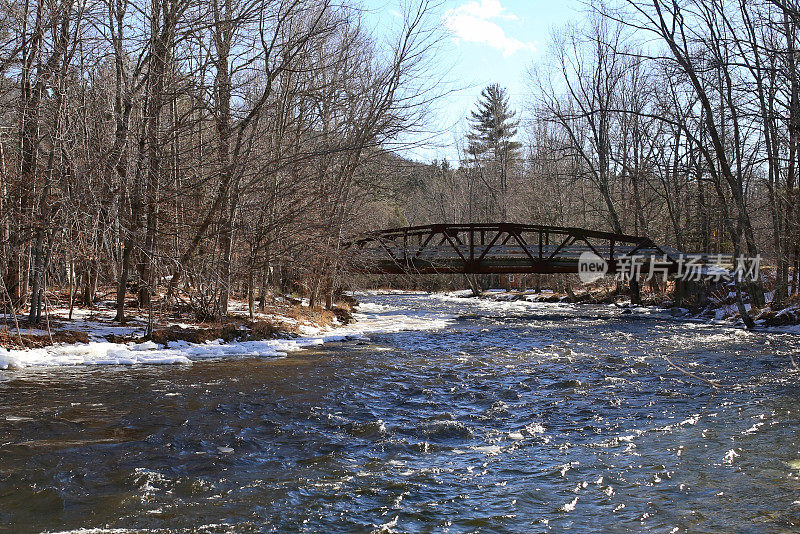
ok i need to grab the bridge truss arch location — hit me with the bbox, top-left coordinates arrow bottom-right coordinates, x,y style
345,223 -> 713,276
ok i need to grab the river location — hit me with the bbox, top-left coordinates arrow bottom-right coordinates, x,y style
1,292 -> 799,533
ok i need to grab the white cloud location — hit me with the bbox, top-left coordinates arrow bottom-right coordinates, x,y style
443,0 -> 536,57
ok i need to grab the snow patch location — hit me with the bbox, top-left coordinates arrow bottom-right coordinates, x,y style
0,298 -> 454,369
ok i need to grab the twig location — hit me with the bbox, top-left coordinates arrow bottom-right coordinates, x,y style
0,275 -> 23,347
44,277 -> 54,346
662,352 -> 724,389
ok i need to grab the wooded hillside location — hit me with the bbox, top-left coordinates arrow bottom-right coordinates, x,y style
2,0 -> 800,331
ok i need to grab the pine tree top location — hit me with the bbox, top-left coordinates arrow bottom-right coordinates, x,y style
467,84 -> 521,158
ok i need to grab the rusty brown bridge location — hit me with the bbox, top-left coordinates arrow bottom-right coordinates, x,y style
345,223 -> 728,276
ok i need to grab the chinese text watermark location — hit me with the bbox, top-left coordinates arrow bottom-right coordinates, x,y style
577,253 -> 761,284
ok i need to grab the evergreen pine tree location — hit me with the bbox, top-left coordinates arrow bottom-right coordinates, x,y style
466,84 -> 521,219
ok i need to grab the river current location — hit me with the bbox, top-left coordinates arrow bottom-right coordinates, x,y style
1,292 -> 799,533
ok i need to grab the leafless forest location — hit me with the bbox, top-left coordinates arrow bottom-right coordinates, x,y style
2,0 -> 800,329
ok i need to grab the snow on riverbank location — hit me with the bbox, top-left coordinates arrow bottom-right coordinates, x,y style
4,288 -> 795,369
0,298 -> 453,369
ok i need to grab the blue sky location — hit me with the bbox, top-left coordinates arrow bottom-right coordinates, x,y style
362,0 -> 582,162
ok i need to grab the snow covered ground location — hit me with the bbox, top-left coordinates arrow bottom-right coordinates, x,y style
0,297 -> 453,369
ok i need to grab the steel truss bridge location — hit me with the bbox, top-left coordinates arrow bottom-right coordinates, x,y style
345,223 -> 729,276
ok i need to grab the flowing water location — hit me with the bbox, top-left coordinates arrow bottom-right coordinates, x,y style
1,292 -> 800,533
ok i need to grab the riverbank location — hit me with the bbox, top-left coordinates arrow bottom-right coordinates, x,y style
0,293 -> 452,369
4,287 -> 799,369
2,298 -> 349,347
442,286 -> 800,333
